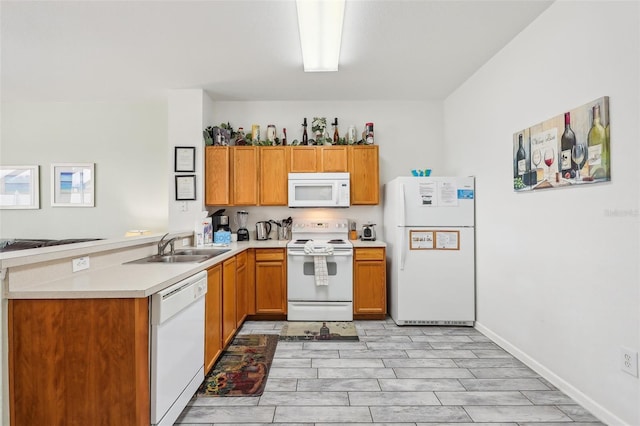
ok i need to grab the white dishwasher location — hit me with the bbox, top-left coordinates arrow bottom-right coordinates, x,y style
150,270 -> 207,426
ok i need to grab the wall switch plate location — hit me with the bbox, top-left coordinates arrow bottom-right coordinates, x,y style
72,256 -> 90,272
621,347 -> 638,377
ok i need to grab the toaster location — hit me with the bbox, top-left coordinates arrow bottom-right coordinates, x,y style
361,223 -> 376,241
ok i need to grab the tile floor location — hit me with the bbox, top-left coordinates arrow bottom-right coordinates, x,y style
176,318 -> 605,425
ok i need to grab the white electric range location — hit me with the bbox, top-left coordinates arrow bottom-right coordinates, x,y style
286,218 -> 353,321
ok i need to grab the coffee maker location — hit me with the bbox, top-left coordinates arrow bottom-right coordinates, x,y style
236,210 -> 250,241
210,209 -> 230,232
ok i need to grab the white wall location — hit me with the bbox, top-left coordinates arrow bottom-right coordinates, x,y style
0,101 -> 169,239
201,100 -> 443,235
443,2 -> 640,424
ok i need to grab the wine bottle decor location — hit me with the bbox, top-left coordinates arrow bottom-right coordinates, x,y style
512,96 -> 610,193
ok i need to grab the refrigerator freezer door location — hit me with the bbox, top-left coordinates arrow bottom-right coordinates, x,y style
390,177 -> 475,227
389,226 -> 475,325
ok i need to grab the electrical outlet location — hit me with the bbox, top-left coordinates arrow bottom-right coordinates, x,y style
180,201 -> 188,212
72,256 -> 90,272
182,238 -> 190,246
621,347 -> 638,377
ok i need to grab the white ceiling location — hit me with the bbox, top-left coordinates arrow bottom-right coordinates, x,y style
1,0 -> 553,103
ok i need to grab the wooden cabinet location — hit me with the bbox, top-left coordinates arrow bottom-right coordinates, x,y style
205,146 -> 231,206
289,146 -> 318,172
290,146 -> 348,173
348,145 -> 379,205
353,247 -> 387,319
232,146 -> 259,205
8,298 -> 150,426
235,251 -> 248,327
260,146 -> 289,205
206,145 -> 377,206
254,248 -> 287,315
319,146 -> 349,172
222,257 -> 237,347
205,264 -> 223,374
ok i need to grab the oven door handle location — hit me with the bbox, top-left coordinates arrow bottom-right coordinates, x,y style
287,251 -> 353,257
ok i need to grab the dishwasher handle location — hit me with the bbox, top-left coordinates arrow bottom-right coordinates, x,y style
151,270 -> 207,325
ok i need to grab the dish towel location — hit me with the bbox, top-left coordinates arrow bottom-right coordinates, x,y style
304,240 -> 333,286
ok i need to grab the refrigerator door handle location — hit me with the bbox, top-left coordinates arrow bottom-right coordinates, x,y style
398,182 -> 407,270
400,228 -> 406,271
399,183 -> 406,227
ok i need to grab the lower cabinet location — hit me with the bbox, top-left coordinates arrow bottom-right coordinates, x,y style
353,247 -> 387,319
205,264 -> 223,374
236,250 -> 248,327
254,248 -> 287,315
8,298 -> 150,426
222,256 -> 237,347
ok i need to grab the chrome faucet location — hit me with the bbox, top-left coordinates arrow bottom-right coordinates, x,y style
157,233 -> 178,256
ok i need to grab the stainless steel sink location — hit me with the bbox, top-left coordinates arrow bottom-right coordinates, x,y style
125,249 -> 230,265
174,248 -> 230,256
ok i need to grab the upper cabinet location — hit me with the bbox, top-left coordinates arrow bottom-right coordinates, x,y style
205,145 -> 379,206
260,146 -> 289,206
232,146 -> 259,205
205,146 -> 231,206
320,146 -> 349,172
290,146 -> 348,173
289,146 -> 318,172
348,145 -> 379,205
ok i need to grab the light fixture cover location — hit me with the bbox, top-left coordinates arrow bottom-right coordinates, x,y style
296,0 -> 346,72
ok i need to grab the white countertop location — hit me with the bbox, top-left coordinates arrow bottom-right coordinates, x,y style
2,235 -> 383,300
2,236 -> 290,300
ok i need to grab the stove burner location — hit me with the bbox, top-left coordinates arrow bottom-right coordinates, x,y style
327,239 -> 346,244
293,239 -> 311,244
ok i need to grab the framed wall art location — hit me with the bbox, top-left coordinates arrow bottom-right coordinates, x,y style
175,175 -> 196,201
51,163 -> 95,207
174,146 -> 196,172
0,165 -> 40,209
513,96 -> 610,192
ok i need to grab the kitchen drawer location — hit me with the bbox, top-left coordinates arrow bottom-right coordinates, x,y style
354,248 -> 385,261
236,251 -> 248,268
255,249 -> 285,262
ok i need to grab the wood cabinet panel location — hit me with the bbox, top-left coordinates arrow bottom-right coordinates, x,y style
255,249 -> 287,315
236,251 -> 248,327
205,264 -> 223,374
259,146 -> 289,205
232,146 -> 259,205
353,248 -> 387,318
222,257 -> 237,347
289,146 -> 318,172
9,298 -> 149,426
319,146 -> 348,172
205,146 -> 231,206
348,145 -> 379,205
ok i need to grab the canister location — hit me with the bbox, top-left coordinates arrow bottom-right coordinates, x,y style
251,124 -> 260,142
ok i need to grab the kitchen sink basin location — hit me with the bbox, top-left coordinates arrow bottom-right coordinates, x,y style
125,249 -> 230,265
174,248 -> 230,256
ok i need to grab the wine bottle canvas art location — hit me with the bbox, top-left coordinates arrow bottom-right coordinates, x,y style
513,96 -> 610,192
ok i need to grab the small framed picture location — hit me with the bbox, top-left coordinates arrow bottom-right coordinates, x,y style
175,146 -> 196,172
0,165 -> 40,209
175,175 -> 196,200
51,163 -> 95,207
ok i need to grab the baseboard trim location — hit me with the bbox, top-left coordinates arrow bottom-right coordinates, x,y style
475,321 -> 626,426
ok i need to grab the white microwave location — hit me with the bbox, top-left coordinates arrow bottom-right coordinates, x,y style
288,172 -> 350,208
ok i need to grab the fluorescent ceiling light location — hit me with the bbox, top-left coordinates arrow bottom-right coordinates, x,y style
296,0 -> 345,72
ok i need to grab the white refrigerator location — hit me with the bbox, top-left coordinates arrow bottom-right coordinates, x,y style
383,176 -> 475,326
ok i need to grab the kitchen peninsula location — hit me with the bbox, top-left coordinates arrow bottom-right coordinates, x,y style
1,233 -> 385,425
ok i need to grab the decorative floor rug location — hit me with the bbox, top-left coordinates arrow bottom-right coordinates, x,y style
197,334 -> 278,397
279,321 -> 359,341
